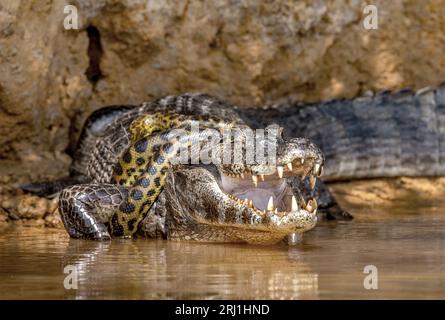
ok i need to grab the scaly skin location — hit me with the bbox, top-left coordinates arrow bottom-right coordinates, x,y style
110,112 -> 250,237
30,84 -> 445,243
54,94 -> 324,243
24,86 -> 445,243
239,84 -> 445,180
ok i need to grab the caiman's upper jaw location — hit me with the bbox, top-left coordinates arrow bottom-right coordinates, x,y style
168,136 -> 324,241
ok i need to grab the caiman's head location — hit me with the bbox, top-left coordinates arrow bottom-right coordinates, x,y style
143,129 -> 324,245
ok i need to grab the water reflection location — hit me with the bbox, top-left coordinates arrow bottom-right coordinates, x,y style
1,197 -> 445,299
61,239 -> 319,299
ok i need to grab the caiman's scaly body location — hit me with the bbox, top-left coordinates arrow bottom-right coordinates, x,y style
23,84 -> 445,244
26,94 -> 324,244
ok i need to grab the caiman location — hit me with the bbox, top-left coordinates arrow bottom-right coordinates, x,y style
22,84 -> 445,244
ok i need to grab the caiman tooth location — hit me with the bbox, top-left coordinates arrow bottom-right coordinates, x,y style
252,175 -> 258,187
291,195 -> 298,212
287,163 -> 293,171
277,166 -> 284,178
301,158 -> 305,164
305,200 -> 313,212
240,172 -> 245,179
309,175 -> 316,190
274,208 -> 278,214
260,174 -> 265,181
314,163 -> 323,176
313,163 -> 320,175
267,196 -> 274,211
249,199 -> 253,208
305,198 -> 318,214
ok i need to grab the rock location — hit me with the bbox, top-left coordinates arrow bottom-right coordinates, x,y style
0,191 -> 61,228
16,194 -> 51,219
0,210 -> 9,228
0,194 -> 57,220
1,0 -> 445,170
44,208 -> 63,229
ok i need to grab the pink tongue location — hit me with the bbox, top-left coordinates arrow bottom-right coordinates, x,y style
234,188 -> 276,211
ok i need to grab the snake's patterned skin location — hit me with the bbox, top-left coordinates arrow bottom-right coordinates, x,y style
110,112 -> 244,237
58,93 -> 324,243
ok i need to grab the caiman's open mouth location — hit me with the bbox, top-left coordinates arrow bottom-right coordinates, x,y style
218,157 -> 323,220
168,137 -> 325,243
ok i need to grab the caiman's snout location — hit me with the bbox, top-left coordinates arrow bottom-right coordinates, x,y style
218,135 -> 324,224
168,131 -> 324,244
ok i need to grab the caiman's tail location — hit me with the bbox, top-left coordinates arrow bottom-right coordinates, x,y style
241,83 -> 445,181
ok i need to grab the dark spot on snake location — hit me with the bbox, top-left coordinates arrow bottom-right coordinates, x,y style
119,179 -> 126,185
162,143 -> 174,153
136,157 -> 145,166
130,189 -> 143,201
152,144 -> 162,153
154,153 -> 165,164
147,189 -> 156,197
136,177 -> 150,188
111,215 -> 124,237
135,137 -> 148,153
154,177 -> 161,187
148,165 -> 157,175
119,202 -> 135,214
127,218 -> 137,231
123,151 -> 132,163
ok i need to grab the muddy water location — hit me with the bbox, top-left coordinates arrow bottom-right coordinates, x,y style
1,194 -> 445,299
